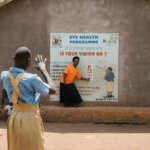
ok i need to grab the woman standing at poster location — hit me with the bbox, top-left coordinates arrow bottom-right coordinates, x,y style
60,56 -> 90,107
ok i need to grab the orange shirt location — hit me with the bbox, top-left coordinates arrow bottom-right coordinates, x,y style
60,64 -> 81,84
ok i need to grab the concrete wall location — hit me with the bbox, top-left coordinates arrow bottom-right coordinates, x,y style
0,0 -> 150,106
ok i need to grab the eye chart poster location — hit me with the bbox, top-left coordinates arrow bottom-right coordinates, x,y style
50,33 -> 118,101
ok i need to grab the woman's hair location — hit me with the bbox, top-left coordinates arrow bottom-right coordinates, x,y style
72,56 -> 80,62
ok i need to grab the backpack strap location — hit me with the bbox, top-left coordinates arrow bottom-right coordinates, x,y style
8,72 -> 25,104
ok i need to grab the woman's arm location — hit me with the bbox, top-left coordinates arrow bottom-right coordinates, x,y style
80,76 -> 90,81
63,73 -> 67,84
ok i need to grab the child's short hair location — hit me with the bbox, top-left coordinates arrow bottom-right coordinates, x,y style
108,67 -> 113,71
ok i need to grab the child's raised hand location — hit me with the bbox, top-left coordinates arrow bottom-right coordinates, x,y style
34,55 -> 47,71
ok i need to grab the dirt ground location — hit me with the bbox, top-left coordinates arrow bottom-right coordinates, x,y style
0,120 -> 150,150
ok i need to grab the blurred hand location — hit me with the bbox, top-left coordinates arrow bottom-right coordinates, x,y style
5,105 -> 13,115
34,55 -> 47,71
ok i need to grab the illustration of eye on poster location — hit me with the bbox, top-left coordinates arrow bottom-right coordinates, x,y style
50,33 -> 118,101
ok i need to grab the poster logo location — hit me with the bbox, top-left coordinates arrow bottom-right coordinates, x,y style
103,35 -> 117,44
51,35 -> 62,48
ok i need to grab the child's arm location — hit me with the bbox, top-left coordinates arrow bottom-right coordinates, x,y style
104,71 -> 108,80
34,55 -> 56,95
